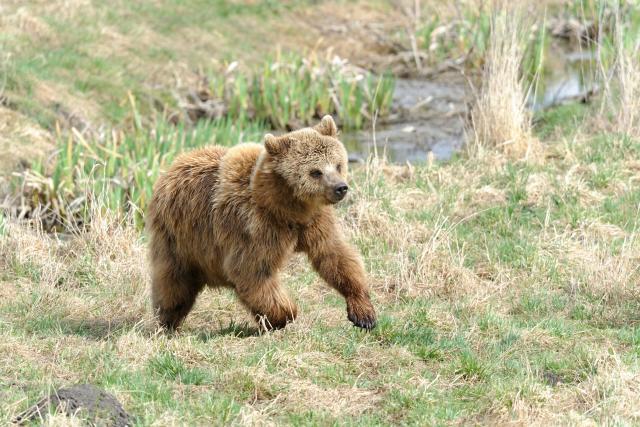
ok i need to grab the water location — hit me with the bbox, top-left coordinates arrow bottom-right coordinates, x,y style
343,42 -> 597,164
528,42 -> 597,111
342,77 -> 468,163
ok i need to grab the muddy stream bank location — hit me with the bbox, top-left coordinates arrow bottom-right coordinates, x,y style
344,41 -> 598,164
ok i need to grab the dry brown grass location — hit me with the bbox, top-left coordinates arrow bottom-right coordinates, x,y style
470,6 -> 540,160
0,204 -> 151,329
600,7 -> 640,138
0,107 -> 53,174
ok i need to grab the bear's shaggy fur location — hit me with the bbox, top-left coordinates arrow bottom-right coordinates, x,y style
147,116 -> 377,331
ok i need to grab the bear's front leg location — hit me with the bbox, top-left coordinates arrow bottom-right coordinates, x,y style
226,255 -> 298,330
235,277 -> 298,330
299,217 -> 377,330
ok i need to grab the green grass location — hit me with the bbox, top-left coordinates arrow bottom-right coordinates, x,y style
0,1 -> 274,126
3,0 -> 640,425
415,4 -> 550,76
416,6 -> 492,67
1,0 -> 395,132
5,114 -> 640,424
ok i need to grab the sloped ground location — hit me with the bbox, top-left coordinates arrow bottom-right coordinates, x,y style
0,107 -> 53,173
0,0 -> 411,182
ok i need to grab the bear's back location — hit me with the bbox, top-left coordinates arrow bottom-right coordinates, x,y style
212,143 -> 264,229
217,143 -> 264,195
147,143 -> 265,256
147,145 -> 228,239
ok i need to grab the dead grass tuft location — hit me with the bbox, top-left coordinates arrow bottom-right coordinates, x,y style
574,354 -> 640,421
0,205 -> 150,326
277,378 -> 381,417
0,6 -> 53,41
469,6 -> 540,160
0,107 -> 53,174
601,7 -> 640,138
525,173 -> 553,206
560,228 -> 640,303
41,413 -> 85,427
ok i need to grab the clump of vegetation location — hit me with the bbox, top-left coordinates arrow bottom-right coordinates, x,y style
416,7 -> 491,66
414,3 -> 547,74
470,7 -> 538,159
600,7 -> 640,137
14,115 -> 267,230
205,52 -> 395,131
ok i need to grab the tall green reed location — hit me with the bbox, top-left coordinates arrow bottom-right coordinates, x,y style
208,52 -> 395,131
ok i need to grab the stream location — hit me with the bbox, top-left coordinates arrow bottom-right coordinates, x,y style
343,41 -> 598,163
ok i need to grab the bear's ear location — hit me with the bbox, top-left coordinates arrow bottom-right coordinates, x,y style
264,134 -> 294,156
314,115 -> 338,137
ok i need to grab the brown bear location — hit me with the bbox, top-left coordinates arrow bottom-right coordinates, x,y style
146,115 -> 377,331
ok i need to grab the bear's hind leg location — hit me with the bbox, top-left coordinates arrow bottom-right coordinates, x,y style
151,261 -> 204,331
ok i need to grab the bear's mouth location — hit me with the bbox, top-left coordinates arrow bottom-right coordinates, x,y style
325,194 -> 346,205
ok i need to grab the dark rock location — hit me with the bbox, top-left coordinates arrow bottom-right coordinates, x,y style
13,384 -> 132,426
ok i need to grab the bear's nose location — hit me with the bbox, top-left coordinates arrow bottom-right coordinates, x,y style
334,184 -> 349,199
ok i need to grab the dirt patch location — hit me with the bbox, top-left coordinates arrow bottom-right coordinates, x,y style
14,384 -> 132,426
291,1 -> 411,73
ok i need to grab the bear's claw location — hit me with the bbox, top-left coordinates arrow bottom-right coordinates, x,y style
348,312 -> 377,330
347,297 -> 377,330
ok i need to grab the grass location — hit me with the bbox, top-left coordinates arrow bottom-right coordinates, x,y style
2,118 -> 640,424
2,0 -> 640,425
415,3 -> 492,67
470,7 -> 538,159
0,0 -> 310,128
0,0 -> 397,133
413,0 -> 551,75
602,5 -> 640,138
206,52 -> 395,131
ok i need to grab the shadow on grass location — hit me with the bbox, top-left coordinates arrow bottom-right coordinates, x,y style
29,316 -> 260,341
54,316 -> 148,340
196,321 -> 260,341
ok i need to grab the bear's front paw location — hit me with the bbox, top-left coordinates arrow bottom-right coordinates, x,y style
347,296 -> 377,330
254,303 -> 298,331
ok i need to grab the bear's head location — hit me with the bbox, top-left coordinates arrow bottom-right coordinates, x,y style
264,115 -> 349,205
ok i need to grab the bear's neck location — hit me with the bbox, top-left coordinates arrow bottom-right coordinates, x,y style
250,158 -> 317,225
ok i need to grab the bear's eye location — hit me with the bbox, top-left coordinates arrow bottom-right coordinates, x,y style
336,164 -> 342,173
310,169 -> 323,178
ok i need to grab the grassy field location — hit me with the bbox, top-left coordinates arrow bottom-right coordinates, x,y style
2,0 -> 640,425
